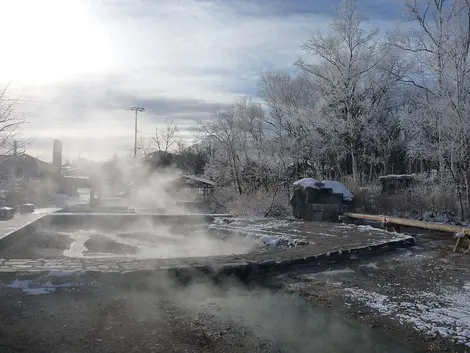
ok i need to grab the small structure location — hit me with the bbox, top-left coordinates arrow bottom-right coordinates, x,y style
290,178 -> 352,221
0,154 -> 56,180
89,189 -> 130,212
378,174 -> 414,194
0,206 -> 14,219
179,175 -> 215,198
89,188 -> 100,208
20,203 -> 35,213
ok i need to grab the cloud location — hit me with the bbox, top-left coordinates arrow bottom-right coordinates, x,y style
0,0 -> 400,160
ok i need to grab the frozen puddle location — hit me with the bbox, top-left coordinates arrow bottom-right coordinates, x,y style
344,283 -> 470,347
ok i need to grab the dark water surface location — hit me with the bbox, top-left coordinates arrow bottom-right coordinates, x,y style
179,285 -> 414,353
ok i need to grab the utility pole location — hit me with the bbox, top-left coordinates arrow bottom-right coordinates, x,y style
126,106 -> 145,159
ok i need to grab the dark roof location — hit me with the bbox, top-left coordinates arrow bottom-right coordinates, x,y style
182,175 -> 215,187
378,174 -> 415,181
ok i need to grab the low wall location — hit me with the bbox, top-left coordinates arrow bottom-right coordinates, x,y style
0,217 -> 45,250
36,213 -> 233,229
0,236 -> 416,287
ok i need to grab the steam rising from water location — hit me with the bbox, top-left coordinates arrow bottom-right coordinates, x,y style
60,160 -> 256,258
119,275 -> 412,353
59,223 -> 255,259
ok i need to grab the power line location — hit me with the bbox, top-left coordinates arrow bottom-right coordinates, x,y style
126,106 -> 145,159
3,97 -> 119,110
2,97 -> 199,118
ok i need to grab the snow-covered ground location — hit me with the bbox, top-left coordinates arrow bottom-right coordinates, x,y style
281,232 -> 470,351
208,217 -> 413,253
344,283 -> 470,347
209,218 -> 309,248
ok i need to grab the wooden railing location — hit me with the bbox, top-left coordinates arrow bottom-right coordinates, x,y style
343,212 -> 470,253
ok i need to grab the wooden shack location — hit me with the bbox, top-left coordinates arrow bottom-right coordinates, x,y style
290,180 -> 345,221
378,174 -> 414,194
178,175 -> 215,198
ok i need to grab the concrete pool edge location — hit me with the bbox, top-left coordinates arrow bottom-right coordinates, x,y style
0,236 -> 415,285
0,212 -> 235,248
0,209 -> 63,242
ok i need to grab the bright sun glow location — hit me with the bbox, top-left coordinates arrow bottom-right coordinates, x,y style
0,0 -> 114,85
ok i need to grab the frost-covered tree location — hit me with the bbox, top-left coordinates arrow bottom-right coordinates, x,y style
259,72 -> 321,181
396,0 -> 470,219
296,0 -> 403,182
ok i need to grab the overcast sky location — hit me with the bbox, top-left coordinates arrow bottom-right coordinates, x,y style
0,0 -> 400,162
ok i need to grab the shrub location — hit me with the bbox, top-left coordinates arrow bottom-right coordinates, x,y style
209,186 -> 290,217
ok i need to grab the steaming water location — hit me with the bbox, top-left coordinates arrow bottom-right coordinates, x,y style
176,284 -> 414,353
62,231 -> 90,257
58,226 -> 256,259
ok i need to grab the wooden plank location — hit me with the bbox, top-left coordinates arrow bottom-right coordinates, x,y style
344,213 -> 386,223
344,212 -> 470,235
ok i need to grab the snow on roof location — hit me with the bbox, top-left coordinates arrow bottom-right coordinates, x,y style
293,178 -> 354,201
63,175 -> 90,180
293,178 -> 324,189
321,180 -> 354,201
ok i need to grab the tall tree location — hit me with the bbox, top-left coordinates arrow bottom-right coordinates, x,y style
0,86 -> 27,154
397,0 -> 470,220
296,0 -> 401,182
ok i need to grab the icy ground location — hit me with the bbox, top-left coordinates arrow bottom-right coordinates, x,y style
209,218 -> 309,248
209,218 -> 412,251
344,283 -> 470,347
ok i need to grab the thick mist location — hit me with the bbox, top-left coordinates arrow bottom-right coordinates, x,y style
117,275 -> 410,353
58,159 -> 257,259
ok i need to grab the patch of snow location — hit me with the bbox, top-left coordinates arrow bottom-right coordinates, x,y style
262,236 -> 281,247
3,279 -> 81,295
360,262 -> 379,270
328,280 -> 343,288
344,282 -> 470,347
213,217 -> 225,225
208,218 -> 308,248
23,288 -> 55,295
8,279 -> 32,289
317,232 -> 337,237
321,180 -> 354,201
345,288 -> 391,314
314,268 -> 355,276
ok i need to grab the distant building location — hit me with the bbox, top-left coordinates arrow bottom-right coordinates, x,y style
0,154 -> 56,181
52,139 -> 62,171
145,150 -> 174,168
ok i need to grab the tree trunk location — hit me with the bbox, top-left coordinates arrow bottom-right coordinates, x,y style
382,160 -> 388,176
230,152 -> 243,195
444,159 -> 464,221
350,145 -> 358,182
465,172 -> 470,212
